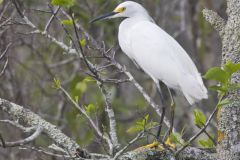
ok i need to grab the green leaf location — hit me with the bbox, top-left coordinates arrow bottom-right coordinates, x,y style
217,99 -> 231,107
61,19 -> 73,25
86,104 -> 97,116
74,96 -> 79,103
199,138 -> 214,148
80,39 -> 87,47
127,125 -> 144,134
83,76 -> 96,83
51,0 -> 75,7
194,109 -> 207,128
204,67 -> 229,84
75,82 -> 87,93
224,61 -> 240,76
0,0 -> 3,5
52,77 -> 61,89
209,85 -> 228,93
127,114 -> 157,134
169,132 -> 185,145
144,114 -> 150,123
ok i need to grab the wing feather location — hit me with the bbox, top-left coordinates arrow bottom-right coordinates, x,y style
127,21 -> 207,103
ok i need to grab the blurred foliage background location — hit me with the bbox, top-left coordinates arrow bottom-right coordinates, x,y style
0,0 -> 226,159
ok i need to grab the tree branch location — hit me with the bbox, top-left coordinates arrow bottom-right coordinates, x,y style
0,120 -> 36,133
99,83 -> 120,152
203,0 -> 240,160
0,98 -> 90,158
118,146 -> 216,160
0,126 -> 42,148
43,6 -> 60,33
202,9 -> 226,37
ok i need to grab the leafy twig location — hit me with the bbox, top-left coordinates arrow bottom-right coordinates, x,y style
176,105 -> 218,156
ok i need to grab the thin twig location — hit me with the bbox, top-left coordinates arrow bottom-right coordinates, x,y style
49,57 -> 77,68
11,0 -> 36,28
70,13 -> 102,82
20,145 -> 110,159
0,120 -> 36,132
197,125 -> 216,146
176,105 -> 218,156
0,43 -> 12,60
44,6 -> 60,33
60,87 -> 113,150
0,57 -> 8,77
0,2 -> 11,20
0,126 -> 43,147
0,133 -> 6,148
0,43 -> 11,76
113,132 -> 145,160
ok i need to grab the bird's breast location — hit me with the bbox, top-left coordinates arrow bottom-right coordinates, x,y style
118,19 -> 138,59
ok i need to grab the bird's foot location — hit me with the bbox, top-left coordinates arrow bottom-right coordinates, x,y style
165,137 -> 176,150
134,141 -> 164,151
135,138 -> 176,152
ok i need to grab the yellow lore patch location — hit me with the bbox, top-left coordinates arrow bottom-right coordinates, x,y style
114,7 -> 126,13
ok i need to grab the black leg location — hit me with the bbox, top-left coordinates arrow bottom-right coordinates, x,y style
167,87 -> 175,137
156,81 -> 166,141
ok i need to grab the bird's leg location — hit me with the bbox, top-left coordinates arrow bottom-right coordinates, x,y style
167,87 -> 175,137
156,81 -> 166,141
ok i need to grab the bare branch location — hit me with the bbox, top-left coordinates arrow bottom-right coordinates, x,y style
19,146 -> 70,159
202,9 -> 226,37
0,2 -> 10,21
20,145 -> 110,159
0,120 -> 35,133
0,134 -> 5,148
0,126 -> 43,147
0,57 -> 8,77
44,6 -> 60,33
0,43 -> 11,60
113,132 -> 145,160
49,57 -> 77,68
11,0 -> 36,28
0,43 -> 11,77
98,83 -> 120,152
0,18 -> 12,28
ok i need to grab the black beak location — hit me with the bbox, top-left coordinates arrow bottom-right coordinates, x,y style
90,12 -> 118,23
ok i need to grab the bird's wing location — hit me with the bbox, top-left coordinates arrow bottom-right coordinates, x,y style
128,21 -> 202,89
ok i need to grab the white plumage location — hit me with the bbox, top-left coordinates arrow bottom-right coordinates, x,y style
91,1 -> 208,105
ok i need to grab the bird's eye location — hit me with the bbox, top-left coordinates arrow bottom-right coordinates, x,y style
115,7 -> 126,13
121,7 -> 126,12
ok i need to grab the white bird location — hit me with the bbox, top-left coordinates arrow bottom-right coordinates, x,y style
91,1 -> 208,105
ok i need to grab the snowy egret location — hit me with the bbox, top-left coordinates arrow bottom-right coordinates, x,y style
91,1 -> 208,105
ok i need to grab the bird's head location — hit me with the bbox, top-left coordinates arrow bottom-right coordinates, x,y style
90,1 -> 149,23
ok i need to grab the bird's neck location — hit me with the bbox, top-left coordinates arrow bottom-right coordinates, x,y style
129,12 -> 154,23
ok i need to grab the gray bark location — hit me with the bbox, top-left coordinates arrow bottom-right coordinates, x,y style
0,98 -> 90,158
203,0 -> 240,160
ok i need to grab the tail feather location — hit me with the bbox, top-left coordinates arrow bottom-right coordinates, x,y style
179,73 -> 208,105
